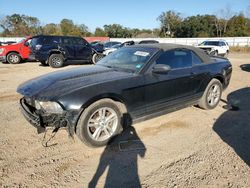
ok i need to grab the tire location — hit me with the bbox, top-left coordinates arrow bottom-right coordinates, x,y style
40,60 -> 48,66
76,99 -> 123,147
198,78 -> 222,110
7,52 -> 21,64
92,53 -> 104,64
224,51 -> 229,58
48,54 -> 64,68
213,51 -> 218,56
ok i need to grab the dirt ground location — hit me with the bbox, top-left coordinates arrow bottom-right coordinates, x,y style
0,53 -> 249,188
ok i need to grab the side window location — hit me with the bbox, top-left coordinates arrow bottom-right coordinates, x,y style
156,49 -> 192,69
192,52 -> 203,65
62,37 -> 72,45
72,38 -> 88,45
43,37 -> 60,45
219,42 -> 225,46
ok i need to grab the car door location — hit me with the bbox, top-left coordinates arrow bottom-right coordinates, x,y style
74,38 -> 92,61
190,51 -> 212,94
20,38 -> 31,58
61,37 -> 75,60
144,49 -> 194,112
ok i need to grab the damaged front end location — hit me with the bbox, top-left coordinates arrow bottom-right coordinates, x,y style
20,97 -> 81,137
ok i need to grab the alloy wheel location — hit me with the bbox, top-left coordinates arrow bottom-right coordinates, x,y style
87,107 -> 118,142
207,84 -> 221,106
9,54 -> 19,63
51,57 -> 62,66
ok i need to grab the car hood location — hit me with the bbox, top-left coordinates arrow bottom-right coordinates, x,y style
17,65 -> 133,101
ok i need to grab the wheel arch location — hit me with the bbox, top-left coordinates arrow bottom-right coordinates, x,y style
74,93 -> 128,133
6,51 -> 22,58
213,74 -> 225,86
49,50 -> 64,57
80,93 -> 128,113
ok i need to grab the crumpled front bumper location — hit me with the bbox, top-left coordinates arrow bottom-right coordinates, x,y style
19,98 -> 81,136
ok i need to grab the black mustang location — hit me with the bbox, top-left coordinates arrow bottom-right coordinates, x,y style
17,44 -> 232,147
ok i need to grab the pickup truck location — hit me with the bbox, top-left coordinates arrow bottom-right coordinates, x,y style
0,37 -> 32,64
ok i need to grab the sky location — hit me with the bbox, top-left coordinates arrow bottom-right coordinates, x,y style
0,0 -> 249,32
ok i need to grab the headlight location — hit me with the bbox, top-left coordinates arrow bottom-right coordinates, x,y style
0,48 -> 4,55
35,101 -> 63,114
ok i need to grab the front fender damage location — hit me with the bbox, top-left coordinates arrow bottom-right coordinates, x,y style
20,98 -> 81,137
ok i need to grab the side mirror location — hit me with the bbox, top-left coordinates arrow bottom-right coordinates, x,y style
24,41 -> 29,46
152,64 -> 171,74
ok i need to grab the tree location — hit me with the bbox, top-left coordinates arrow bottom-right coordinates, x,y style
94,27 -> 106,36
60,19 -> 74,35
157,11 -> 182,37
0,14 -> 42,36
226,14 -> 250,36
176,15 -> 217,37
42,23 -> 61,35
59,19 -> 90,37
103,24 -> 131,38
216,5 -> 234,35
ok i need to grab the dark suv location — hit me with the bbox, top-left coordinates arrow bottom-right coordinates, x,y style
30,35 -> 103,68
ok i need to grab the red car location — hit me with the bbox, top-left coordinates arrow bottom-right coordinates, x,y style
0,37 -> 32,64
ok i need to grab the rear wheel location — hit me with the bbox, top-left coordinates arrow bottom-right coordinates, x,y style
76,99 -> 123,147
48,54 -> 64,68
7,52 -> 21,64
198,78 -> 222,110
92,53 -> 104,64
213,50 -> 218,56
224,51 -> 229,58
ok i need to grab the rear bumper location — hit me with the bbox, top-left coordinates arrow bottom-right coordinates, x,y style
19,98 -> 80,135
0,56 -> 6,62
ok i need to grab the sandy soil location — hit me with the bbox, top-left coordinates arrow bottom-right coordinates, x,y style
0,54 -> 249,188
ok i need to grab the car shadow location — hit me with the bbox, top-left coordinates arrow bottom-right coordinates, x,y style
213,87 -> 250,166
88,123 -> 146,188
240,64 -> 250,72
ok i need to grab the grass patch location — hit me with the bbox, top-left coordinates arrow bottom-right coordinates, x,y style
230,46 -> 250,53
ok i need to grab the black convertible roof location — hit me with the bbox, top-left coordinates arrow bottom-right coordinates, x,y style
131,43 -> 211,63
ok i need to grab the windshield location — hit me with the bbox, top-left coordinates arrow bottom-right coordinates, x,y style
104,42 -> 121,48
111,44 -> 122,49
201,41 -> 220,46
97,47 -> 158,73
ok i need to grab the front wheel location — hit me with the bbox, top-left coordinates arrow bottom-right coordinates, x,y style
198,78 -> 222,110
76,99 -> 123,147
224,51 -> 229,58
7,52 -> 21,64
48,54 -> 64,68
92,53 -> 104,64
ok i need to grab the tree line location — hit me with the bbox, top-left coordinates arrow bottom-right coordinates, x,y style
0,8 -> 250,38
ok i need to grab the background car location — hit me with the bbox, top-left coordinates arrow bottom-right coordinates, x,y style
17,43 -> 232,147
197,40 -> 229,57
0,37 -> 32,64
103,40 -> 135,56
103,41 -> 121,50
90,41 -> 104,53
30,35 -> 104,68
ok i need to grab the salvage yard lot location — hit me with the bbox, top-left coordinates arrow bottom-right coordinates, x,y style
0,53 -> 250,187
